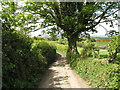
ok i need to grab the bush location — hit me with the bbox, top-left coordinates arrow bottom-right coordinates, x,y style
108,35 -> 120,63
2,29 -> 56,88
77,41 -> 84,47
57,38 -> 68,45
32,40 -> 57,64
80,42 -> 96,58
47,34 -> 58,41
46,41 -> 68,56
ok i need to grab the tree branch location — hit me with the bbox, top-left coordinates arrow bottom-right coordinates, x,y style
103,9 -> 119,18
27,28 -> 41,33
86,4 -> 113,30
24,22 -> 40,25
27,24 -> 56,33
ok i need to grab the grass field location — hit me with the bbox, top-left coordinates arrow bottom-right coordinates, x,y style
94,41 -> 109,58
46,40 -> 120,60
46,40 -> 110,57
94,41 -> 109,47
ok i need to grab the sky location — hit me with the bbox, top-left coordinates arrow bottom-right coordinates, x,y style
89,21 -> 118,37
30,21 -> 118,37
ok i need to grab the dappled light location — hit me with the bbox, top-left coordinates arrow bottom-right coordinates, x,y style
1,1 -> 120,89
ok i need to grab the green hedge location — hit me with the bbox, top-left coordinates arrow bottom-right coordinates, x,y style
2,30 -> 56,88
69,55 -> 120,88
46,41 -> 68,56
57,38 -> 68,45
32,40 -> 56,65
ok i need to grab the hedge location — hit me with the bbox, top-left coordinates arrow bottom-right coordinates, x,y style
2,29 -> 56,88
69,54 -> 120,88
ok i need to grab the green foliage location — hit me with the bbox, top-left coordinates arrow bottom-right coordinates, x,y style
77,37 -> 96,47
32,40 -> 56,64
77,38 -> 110,59
89,38 -> 96,42
1,2 -> 39,34
79,40 -> 97,58
69,56 -> 120,88
47,27 -> 59,41
2,30 -> 56,88
48,34 -> 58,41
66,52 -> 79,64
57,38 -> 68,45
33,36 -> 40,40
106,30 -> 119,37
108,35 -> 120,62
82,43 -> 95,57
46,41 -> 68,56
77,41 -> 84,47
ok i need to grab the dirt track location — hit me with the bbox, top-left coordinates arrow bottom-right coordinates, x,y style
38,54 -> 90,88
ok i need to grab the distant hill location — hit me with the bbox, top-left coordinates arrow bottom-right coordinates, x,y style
91,35 -> 110,40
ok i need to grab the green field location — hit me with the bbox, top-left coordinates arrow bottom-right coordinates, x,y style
47,41 -> 110,58
94,41 -> 109,47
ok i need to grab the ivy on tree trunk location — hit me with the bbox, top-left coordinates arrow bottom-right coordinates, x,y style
67,34 -> 79,55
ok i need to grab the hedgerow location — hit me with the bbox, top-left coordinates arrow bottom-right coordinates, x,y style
2,29 -> 56,88
32,40 -> 57,65
68,54 -> 120,88
108,35 -> 120,63
46,41 -> 68,56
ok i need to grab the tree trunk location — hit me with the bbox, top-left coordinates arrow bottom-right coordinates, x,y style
67,35 -> 79,55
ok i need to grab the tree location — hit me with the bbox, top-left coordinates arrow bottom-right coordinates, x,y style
1,2 -> 39,34
11,2 -> 120,55
1,2 -> 17,31
106,30 -> 119,37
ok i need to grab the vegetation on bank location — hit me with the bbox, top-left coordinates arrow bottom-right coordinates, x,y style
70,57 -> 119,88
2,30 -> 56,88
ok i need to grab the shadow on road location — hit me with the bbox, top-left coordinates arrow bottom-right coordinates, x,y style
37,53 -> 68,88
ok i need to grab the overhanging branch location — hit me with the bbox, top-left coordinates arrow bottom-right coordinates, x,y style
27,28 -> 41,33
86,4 -> 113,30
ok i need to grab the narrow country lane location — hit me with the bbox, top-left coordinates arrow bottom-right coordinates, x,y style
38,54 -> 90,88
